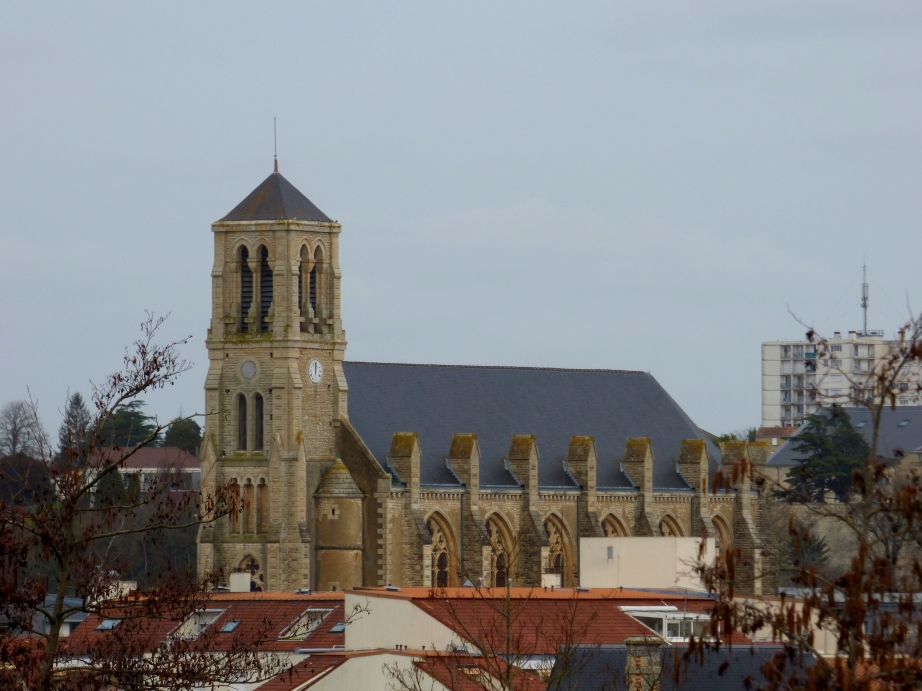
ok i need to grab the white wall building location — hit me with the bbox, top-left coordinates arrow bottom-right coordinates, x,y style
762,330 -> 921,428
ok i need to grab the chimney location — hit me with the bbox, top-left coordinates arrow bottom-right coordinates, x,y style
229,571 -> 250,593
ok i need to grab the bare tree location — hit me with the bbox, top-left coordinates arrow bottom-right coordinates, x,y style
0,313 -> 287,691
0,399 -> 45,458
696,312 -> 922,690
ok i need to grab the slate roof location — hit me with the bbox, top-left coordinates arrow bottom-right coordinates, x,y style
768,406 -> 922,467
549,645 -> 815,691
343,362 -> 719,490
220,171 -> 332,223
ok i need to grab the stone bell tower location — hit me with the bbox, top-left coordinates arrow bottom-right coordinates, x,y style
197,162 -> 348,591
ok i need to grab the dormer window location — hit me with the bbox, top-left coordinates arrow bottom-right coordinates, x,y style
174,609 -> 225,640
279,608 -> 332,640
620,606 -> 709,642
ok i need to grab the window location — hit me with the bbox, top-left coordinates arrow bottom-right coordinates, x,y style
239,247 -> 252,332
856,421 -> 867,428
899,420 -> 910,428
621,607 -> 709,642
781,375 -> 792,389
174,610 -> 224,640
793,345 -> 804,358
96,619 -> 121,631
330,622 -> 346,633
220,620 -> 241,633
237,395 -> 247,451
280,609 -> 333,640
782,345 -> 792,359
830,345 -> 843,352
827,359 -> 843,367
428,518 -> 451,588
899,382 -> 909,392
254,394 -> 264,451
258,246 -> 273,333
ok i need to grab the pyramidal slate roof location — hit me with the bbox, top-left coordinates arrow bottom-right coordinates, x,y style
342,362 -> 720,491
220,170 -> 332,223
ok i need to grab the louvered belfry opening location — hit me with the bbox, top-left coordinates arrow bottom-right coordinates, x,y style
254,394 -> 264,451
237,395 -> 247,451
259,246 -> 273,333
309,247 -> 320,318
298,246 -> 306,319
239,247 -> 252,332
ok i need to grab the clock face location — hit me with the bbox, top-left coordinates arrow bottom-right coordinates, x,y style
308,359 -> 323,384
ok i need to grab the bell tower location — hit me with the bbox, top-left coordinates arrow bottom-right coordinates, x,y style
197,164 -> 348,591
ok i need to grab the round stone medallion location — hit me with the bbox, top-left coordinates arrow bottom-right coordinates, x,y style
241,360 -> 257,379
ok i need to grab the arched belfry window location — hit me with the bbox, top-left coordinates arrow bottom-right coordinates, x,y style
258,246 -> 272,333
239,247 -> 252,333
298,245 -> 310,323
310,246 -> 322,321
254,394 -> 264,451
237,395 -> 248,451
486,516 -> 511,588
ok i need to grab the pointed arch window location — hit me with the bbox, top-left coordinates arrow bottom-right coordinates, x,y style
545,520 -> 566,576
242,479 -> 255,534
239,247 -> 252,333
427,517 -> 453,588
659,516 -> 684,537
713,515 -> 732,551
486,517 -> 510,588
237,395 -> 247,451
310,246 -> 322,319
238,555 -> 264,592
258,246 -> 273,333
603,515 -> 627,537
254,394 -> 264,451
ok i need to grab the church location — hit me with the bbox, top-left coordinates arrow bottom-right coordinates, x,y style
196,166 -> 771,596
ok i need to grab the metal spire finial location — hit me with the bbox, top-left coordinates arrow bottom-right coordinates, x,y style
273,117 -> 278,173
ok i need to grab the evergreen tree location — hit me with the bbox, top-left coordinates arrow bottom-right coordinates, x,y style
100,400 -> 160,448
786,405 -> 870,501
58,391 -> 91,458
162,417 -> 202,456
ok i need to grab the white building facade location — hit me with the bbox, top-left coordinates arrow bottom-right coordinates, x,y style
762,330 -> 921,428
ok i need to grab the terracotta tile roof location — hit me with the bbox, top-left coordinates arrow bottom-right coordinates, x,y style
756,427 -> 797,438
255,652 -> 377,690
416,654 -> 548,691
91,446 -> 200,470
409,595 -> 659,654
65,594 -> 345,655
351,586 -> 711,601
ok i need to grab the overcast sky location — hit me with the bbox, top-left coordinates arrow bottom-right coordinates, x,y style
2,1 -> 921,437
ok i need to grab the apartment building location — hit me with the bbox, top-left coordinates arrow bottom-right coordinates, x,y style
762,330 -> 920,428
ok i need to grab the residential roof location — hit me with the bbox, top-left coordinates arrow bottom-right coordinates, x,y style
219,171 -> 333,223
549,644 -> 816,691
756,426 -> 797,439
255,651 -> 380,691
343,362 -> 719,491
92,446 -> 200,470
768,406 -> 922,467
65,593 -> 345,654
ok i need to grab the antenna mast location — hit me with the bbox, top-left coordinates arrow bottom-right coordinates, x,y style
273,117 -> 278,173
861,262 -> 869,335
